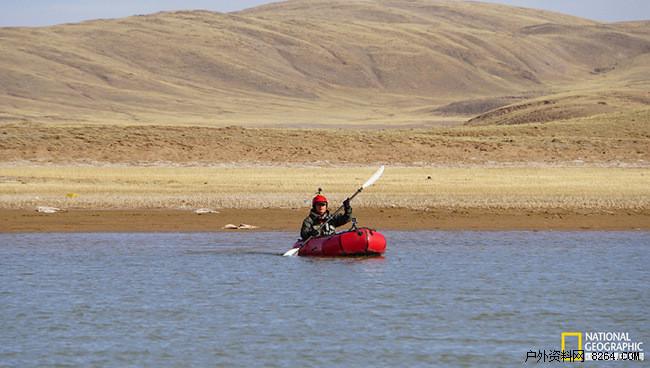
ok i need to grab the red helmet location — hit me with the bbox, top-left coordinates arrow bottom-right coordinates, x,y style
312,195 -> 328,205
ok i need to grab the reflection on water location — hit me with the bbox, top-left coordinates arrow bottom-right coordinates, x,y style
0,231 -> 647,367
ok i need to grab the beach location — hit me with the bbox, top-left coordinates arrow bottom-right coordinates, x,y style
2,208 -> 647,233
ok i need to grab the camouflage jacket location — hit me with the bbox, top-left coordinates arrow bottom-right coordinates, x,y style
300,206 -> 352,240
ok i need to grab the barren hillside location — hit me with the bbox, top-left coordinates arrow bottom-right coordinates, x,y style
1,0 -> 648,127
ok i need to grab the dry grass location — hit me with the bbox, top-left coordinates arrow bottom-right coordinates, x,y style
0,166 -> 647,211
1,1 -> 648,127
2,107 -> 647,166
465,90 -> 650,126
1,1 -> 648,216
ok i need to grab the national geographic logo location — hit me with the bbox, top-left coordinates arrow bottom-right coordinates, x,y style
562,332 -> 644,362
526,332 -> 645,362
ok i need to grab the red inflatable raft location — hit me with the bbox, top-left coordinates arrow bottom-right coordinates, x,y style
291,227 -> 386,257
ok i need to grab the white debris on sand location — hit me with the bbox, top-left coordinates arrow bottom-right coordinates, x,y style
237,223 -> 258,229
194,208 -> 220,214
223,223 -> 259,230
36,206 -> 66,213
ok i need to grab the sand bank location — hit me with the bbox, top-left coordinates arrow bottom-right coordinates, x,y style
1,208 -> 647,233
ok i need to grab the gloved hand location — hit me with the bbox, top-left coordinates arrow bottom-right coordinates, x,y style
311,228 -> 320,237
343,198 -> 351,210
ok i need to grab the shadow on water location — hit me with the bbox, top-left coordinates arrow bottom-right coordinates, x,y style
290,255 -> 386,262
186,248 -> 387,259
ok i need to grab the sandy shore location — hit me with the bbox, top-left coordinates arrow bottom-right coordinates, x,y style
1,208 -> 647,233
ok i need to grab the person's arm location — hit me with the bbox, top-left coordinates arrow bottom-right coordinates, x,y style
300,217 -> 314,240
330,199 -> 352,227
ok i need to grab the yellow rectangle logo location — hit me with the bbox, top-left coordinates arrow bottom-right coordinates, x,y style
562,333 -> 583,361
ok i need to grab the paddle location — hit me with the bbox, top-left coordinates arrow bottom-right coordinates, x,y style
283,165 -> 385,257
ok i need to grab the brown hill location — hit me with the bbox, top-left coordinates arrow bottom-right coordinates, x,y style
0,0 -> 648,127
465,89 -> 650,126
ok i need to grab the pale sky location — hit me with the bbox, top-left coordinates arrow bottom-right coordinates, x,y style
0,0 -> 648,27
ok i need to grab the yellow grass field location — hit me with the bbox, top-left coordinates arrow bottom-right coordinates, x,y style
1,166 -> 647,211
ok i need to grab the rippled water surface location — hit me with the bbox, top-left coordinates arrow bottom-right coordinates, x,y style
1,231 -> 648,367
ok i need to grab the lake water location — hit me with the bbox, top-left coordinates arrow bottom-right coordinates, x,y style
1,231 -> 647,367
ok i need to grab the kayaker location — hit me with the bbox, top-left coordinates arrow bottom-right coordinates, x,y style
300,195 -> 352,240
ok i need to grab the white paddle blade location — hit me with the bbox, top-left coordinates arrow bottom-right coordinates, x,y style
362,165 -> 385,189
283,248 -> 299,257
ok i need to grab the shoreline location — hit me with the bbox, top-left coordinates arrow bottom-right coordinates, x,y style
1,208 -> 647,233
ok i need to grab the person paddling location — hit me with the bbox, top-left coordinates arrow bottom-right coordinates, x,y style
300,194 -> 352,240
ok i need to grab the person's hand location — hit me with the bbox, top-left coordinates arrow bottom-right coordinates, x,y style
311,228 -> 319,237
343,198 -> 351,210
